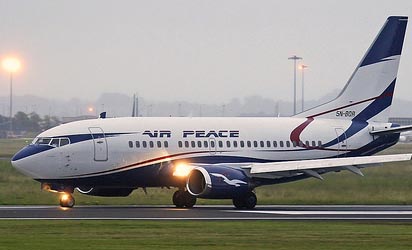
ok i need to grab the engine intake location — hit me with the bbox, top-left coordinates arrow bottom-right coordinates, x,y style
186,166 -> 250,199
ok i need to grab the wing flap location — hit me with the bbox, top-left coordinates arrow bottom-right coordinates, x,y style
249,154 -> 412,174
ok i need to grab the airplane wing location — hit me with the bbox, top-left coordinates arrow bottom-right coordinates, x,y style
370,125 -> 412,135
246,154 -> 412,179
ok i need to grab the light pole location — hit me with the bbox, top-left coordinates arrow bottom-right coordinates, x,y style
2,57 -> 21,133
300,64 -> 308,112
288,55 -> 302,115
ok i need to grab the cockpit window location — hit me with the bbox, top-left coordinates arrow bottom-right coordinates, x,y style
32,137 -> 71,147
60,138 -> 70,146
35,138 -> 52,145
50,139 -> 59,147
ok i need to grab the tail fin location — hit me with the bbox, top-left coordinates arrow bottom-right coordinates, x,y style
295,16 -> 408,122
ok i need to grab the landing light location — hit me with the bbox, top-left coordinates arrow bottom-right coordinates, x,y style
173,163 -> 194,177
60,193 -> 70,202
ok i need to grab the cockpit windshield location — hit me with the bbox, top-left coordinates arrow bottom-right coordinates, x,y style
32,137 -> 71,147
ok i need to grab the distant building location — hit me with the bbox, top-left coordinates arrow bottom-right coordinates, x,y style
62,115 -> 97,124
388,117 -> 412,126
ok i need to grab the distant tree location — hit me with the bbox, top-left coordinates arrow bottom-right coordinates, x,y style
13,112 -> 31,131
28,112 -> 41,132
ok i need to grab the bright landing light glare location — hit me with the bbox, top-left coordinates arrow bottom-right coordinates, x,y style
173,163 -> 194,177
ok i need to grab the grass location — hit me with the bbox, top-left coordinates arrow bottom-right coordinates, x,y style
0,220 -> 411,250
1,138 -> 412,205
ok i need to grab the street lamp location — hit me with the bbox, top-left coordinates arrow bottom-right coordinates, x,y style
288,55 -> 302,115
2,57 -> 21,133
299,64 -> 308,112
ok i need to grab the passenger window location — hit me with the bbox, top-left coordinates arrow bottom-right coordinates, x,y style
49,138 -> 59,147
318,141 -> 322,147
253,141 -> 258,147
305,141 -> 310,147
136,141 -> 140,148
266,141 -> 271,147
143,141 -> 147,148
312,141 -> 316,147
60,138 -> 70,147
149,141 -> 154,148
128,141 -> 133,148
185,141 -> 189,148
273,141 -> 277,147
240,141 -> 245,148
280,141 -> 284,147
178,141 -> 183,148
197,141 -> 202,148
218,141 -> 223,148
191,141 -> 196,148
286,141 -> 290,147
164,141 -> 169,148
233,141 -> 238,148
292,141 -> 297,147
260,141 -> 264,147
210,140 -> 215,148
226,141 -> 231,148
157,141 -> 162,148
204,141 -> 208,148
247,141 -> 251,147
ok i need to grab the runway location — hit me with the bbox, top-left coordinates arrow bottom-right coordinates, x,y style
2,205 -> 412,220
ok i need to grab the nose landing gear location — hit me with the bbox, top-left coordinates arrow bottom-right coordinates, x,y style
59,193 -> 75,208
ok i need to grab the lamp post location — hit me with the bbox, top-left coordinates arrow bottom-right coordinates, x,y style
2,57 -> 21,133
288,55 -> 302,115
300,64 -> 308,112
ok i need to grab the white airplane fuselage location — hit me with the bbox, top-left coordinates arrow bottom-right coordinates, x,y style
12,116 -> 398,187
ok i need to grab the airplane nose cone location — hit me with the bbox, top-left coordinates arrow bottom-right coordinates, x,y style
11,145 -> 53,178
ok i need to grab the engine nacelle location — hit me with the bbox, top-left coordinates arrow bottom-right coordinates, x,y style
76,187 -> 134,197
186,166 -> 250,199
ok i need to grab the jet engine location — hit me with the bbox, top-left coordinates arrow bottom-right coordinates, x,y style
186,166 -> 250,199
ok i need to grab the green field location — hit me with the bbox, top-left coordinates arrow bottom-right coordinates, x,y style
0,220 -> 411,250
1,139 -> 412,205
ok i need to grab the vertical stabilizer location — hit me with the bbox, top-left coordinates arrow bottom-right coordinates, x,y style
295,16 -> 408,122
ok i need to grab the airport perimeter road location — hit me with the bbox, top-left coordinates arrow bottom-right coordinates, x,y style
2,205 -> 412,220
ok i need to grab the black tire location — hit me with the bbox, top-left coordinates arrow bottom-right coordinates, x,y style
232,192 -> 257,209
59,193 -> 75,208
184,192 -> 197,208
244,192 -> 257,209
172,190 -> 185,208
232,197 -> 245,209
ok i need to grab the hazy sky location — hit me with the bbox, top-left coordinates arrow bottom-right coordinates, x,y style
1,0 -> 412,104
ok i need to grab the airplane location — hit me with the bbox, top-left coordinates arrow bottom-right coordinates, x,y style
11,16 -> 412,209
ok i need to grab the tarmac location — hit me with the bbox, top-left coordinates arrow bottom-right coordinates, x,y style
1,205 -> 412,220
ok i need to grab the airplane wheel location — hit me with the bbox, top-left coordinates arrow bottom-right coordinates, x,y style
232,191 -> 257,209
232,197 -> 245,209
172,190 -> 185,208
59,193 -> 75,208
173,190 -> 197,208
184,192 -> 197,208
244,192 -> 257,209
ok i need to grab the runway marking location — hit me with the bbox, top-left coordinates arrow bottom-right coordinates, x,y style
230,210 -> 412,215
1,217 -> 412,220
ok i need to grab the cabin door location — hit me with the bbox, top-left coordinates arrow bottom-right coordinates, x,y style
88,127 -> 108,161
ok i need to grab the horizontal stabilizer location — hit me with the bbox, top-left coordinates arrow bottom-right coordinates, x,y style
370,125 -> 412,135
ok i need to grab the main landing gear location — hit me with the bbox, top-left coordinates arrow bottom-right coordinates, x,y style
232,191 -> 257,209
172,190 -> 197,208
59,193 -> 75,208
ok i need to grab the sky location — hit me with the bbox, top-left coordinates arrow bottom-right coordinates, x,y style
1,0 -> 412,104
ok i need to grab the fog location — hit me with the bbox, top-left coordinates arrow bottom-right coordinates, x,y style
1,1 -> 412,114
